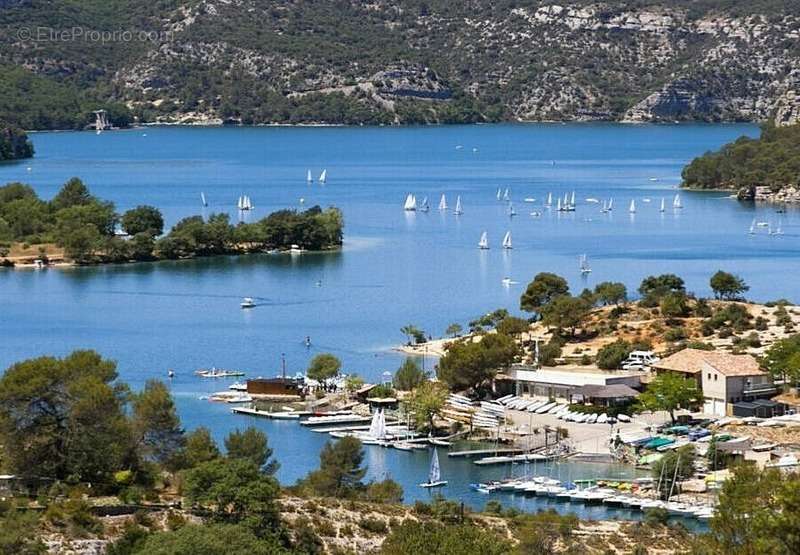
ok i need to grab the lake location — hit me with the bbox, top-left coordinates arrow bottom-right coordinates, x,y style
0,122 -> 779,521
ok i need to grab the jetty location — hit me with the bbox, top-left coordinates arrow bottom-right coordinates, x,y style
448,447 -> 525,458
232,406 -> 304,419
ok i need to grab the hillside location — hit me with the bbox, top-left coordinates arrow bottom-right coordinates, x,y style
3,1 -> 800,128
681,123 -> 800,197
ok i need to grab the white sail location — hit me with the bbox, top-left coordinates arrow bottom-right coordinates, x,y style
546,192 -> 552,206
319,169 -> 327,183
237,196 -> 244,210
420,196 -> 429,212
307,170 -> 312,183
629,199 -> 636,213
507,202 -> 516,216
429,449 -> 441,484
478,231 -> 489,249
502,231 -> 512,249
404,193 -> 417,211
556,197 -> 562,211
201,192 -> 207,207
368,410 -> 380,437
454,195 -> 463,215
749,219 -> 756,234
503,188 -> 509,201
570,191 -> 576,207
439,194 -> 447,211
660,198 -> 665,212
376,409 -> 387,439
580,254 -> 591,274
608,198 -> 613,211
496,188 -> 502,201
673,193 -> 682,208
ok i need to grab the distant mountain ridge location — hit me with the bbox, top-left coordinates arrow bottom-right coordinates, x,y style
2,1 -> 800,129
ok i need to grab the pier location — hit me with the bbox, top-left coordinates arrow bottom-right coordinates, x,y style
448,447 -> 525,458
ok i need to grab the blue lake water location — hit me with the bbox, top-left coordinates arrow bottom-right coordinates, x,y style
0,122 -> 784,522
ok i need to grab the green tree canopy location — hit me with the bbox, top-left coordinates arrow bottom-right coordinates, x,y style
306,353 -> 342,384
381,521 -> 510,555
121,205 -> 164,237
637,371 -> 699,423
51,177 -> 95,210
445,323 -> 463,338
638,274 -> 685,306
651,444 -> 696,499
405,380 -> 448,431
762,334 -> 800,385
183,457 -> 282,534
131,379 -> 185,469
181,427 -> 221,468
393,358 -> 428,391
298,437 -> 367,498
520,272 -> 569,313
594,281 -> 627,305
539,295 -> 591,336
130,523 -> 291,555
224,427 -> 278,475
0,350 -> 133,486
495,316 -> 530,337
710,270 -> 749,301
596,339 -> 632,370
436,333 -> 518,391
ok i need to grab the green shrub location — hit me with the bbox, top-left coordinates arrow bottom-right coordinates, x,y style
596,340 -> 631,369
359,517 -> 388,534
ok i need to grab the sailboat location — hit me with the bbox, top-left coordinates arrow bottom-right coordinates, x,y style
556,197 -> 563,211
660,198 -> 665,212
546,192 -> 552,207
503,188 -> 510,201
749,219 -> 756,235
502,231 -> 512,250
579,254 -> 591,274
496,188 -> 502,201
403,194 -> 417,211
570,191 -> 576,208
319,169 -> 327,184
438,194 -> 447,211
238,195 -> 253,211
629,199 -> 636,213
420,196 -> 430,213
478,231 -> 489,249
201,192 -> 207,207
673,193 -> 682,209
507,202 -> 516,217
454,196 -> 463,215
420,449 -> 447,488
607,198 -> 613,211
307,170 -> 313,183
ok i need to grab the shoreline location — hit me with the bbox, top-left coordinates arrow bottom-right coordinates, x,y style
21,119 -> 761,134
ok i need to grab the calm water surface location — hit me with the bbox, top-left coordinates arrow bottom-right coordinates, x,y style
0,123 -> 785,522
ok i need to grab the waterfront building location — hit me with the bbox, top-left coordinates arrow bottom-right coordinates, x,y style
497,364 -> 643,401
652,349 -> 775,416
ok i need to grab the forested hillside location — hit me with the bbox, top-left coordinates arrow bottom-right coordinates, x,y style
682,123 -> 800,193
2,1 -> 800,128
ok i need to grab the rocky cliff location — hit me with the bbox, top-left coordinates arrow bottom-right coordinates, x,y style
1,1 -> 800,127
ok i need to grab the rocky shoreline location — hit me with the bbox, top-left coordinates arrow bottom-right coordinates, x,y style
736,185 -> 800,204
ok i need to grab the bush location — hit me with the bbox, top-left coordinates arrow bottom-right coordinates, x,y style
596,340 -> 631,370
664,327 -> 687,342
359,517 -> 388,534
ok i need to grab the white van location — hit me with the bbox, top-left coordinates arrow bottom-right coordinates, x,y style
621,350 -> 659,370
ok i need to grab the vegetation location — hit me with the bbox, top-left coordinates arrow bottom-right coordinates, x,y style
436,333 -> 518,392
762,334 -> 800,386
637,371 -> 699,423
519,272 -> 569,314
381,520 -> 510,555
0,179 -> 343,265
0,123 -> 34,160
393,358 -> 428,391
651,445 -> 696,499
682,123 -> 800,191
596,339 -> 634,370
710,270 -> 749,301
593,281 -> 628,306
405,381 -> 448,431
638,274 -> 686,307
306,353 -> 342,387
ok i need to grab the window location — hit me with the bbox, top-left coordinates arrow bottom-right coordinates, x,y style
714,374 -> 718,381
708,373 -> 711,380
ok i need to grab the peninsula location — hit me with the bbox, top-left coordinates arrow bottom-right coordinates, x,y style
0,178 -> 343,267
681,122 -> 800,203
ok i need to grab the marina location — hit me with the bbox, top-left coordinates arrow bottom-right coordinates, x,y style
1,121 -> 793,520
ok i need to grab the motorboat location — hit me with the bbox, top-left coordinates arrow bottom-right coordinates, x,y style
241,297 -> 256,309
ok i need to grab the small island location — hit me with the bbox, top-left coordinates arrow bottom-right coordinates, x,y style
0,123 -> 34,161
681,122 -> 800,203
0,178 -> 343,267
